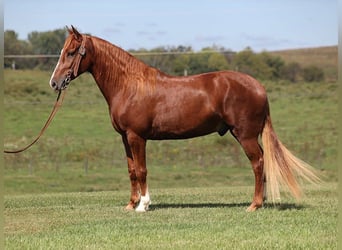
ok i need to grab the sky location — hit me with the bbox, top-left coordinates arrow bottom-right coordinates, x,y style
4,0 -> 337,52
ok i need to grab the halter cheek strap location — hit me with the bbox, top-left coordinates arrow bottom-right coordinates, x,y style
72,36 -> 87,77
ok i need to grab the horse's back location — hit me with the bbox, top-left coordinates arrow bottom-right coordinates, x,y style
159,69 -> 268,126
193,70 -> 267,113
211,71 -> 266,98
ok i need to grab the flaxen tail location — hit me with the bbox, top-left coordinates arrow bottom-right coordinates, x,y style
262,113 -> 321,202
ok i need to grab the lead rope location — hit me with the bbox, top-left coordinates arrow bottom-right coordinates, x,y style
4,90 -> 66,154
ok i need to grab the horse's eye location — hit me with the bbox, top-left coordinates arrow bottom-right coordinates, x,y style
67,51 -> 76,57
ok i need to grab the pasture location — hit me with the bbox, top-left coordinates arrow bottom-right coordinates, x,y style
4,69 -> 338,248
4,185 -> 337,249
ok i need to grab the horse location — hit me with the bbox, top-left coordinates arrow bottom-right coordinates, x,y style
49,26 -> 320,212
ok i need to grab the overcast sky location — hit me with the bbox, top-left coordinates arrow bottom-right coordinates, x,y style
4,0 -> 337,52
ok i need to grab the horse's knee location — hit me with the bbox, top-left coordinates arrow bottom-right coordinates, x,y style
240,139 -> 264,173
135,167 -> 147,182
253,157 -> 264,175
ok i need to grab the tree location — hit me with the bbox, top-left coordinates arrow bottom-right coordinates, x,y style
208,53 -> 230,71
302,65 -> 325,82
187,46 -> 230,75
4,30 -> 32,69
28,28 -> 67,70
173,54 -> 190,75
28,28 -> 66,54
280,62 -> 302,82
4,28 -> 68,70
188,52 -> 210,75
232,47 -> 271,79
258,52 -> 285,80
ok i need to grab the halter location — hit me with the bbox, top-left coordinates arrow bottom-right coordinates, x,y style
72,36 -> 87,77
62,36 -> 87,90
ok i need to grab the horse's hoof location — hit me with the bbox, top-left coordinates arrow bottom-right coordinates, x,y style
135,206 -> 148,212
246,202 -> 262,212
246,206 -> 257,212
135,202 -> 150,212
125,201 -> 136,211
135,195 -> 151,212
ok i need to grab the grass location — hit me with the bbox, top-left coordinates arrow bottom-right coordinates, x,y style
4,184 -> 337,249
3,69 -> 338,249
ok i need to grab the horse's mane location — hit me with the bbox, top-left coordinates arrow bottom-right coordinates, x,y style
90,36 -> 158,94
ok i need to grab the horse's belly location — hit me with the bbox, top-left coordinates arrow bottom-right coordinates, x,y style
148,114 -> 223,140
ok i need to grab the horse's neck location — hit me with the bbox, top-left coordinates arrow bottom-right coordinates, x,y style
89,37 -> 135,102
89,37 -> 158,104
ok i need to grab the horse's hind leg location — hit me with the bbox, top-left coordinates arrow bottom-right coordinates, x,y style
235,135 -> 265,211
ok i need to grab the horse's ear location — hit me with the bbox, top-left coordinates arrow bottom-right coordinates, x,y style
69,25 -> 82,40
67,26 -> 73,35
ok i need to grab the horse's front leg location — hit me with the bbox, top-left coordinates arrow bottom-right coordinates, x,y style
125,131 -> 151,212
122,135 -> 140,210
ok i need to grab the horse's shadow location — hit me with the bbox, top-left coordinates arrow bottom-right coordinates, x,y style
149,202 -> 306,211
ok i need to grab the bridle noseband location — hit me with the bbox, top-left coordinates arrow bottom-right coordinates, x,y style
62,36 -> 87,89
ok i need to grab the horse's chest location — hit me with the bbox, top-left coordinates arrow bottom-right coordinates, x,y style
109,102 -> 153,135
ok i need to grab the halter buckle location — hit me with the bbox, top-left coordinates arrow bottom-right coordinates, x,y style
79,46 -> 86,56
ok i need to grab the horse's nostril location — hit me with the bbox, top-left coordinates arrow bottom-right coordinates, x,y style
51,81 -> 57,89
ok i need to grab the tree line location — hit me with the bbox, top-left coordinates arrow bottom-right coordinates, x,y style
4,28 -> 324,82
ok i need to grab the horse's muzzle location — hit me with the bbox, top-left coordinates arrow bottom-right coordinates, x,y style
50,74 -> 71,91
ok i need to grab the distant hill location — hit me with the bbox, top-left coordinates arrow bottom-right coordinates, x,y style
269,45 -> 337,81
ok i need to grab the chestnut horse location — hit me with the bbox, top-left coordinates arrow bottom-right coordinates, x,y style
50,26 -> 319,212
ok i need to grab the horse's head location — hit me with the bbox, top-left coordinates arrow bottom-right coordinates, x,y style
49,26 -> 90,91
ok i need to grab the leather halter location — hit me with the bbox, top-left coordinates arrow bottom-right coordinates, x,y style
69,36 -> 87,79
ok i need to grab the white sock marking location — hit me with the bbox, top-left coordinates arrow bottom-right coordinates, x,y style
135,188 -> 151,212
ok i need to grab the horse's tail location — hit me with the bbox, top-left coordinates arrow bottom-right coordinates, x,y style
261,110 -> 321,202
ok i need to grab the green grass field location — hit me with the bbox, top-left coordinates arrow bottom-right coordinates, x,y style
4,69 -> 338,249
5,184 -> 337,249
